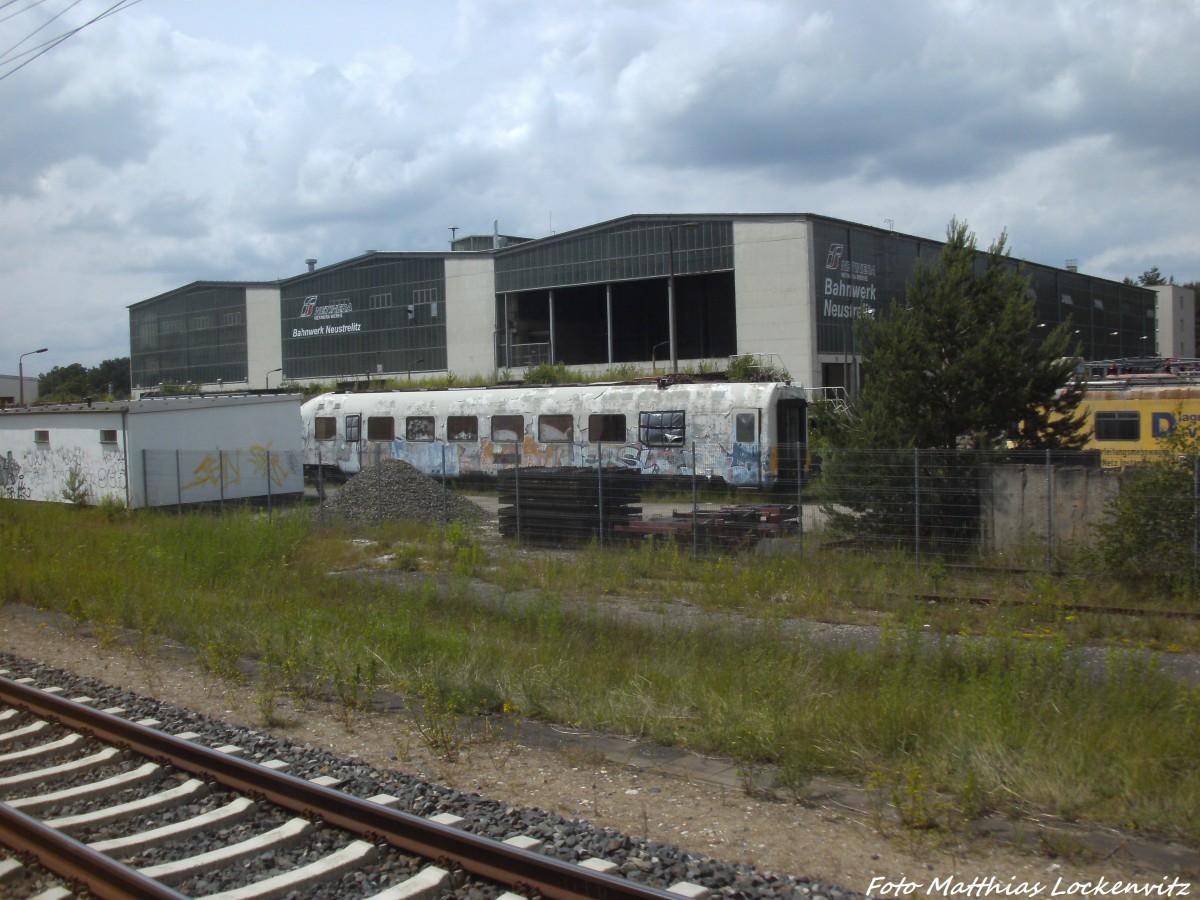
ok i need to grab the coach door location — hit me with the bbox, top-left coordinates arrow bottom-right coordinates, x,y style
775,399 -> 806,486
342,413 -> 363,475
731,408 -> 761,486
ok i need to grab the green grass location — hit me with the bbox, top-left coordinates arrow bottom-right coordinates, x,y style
3,500 -> 1199,843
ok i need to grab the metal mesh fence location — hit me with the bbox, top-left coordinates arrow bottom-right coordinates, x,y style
143,448 -> 304,513
308,441 -> 1200,583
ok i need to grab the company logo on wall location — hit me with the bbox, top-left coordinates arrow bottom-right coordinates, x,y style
299,296 -> 353,321
822,242 -> 879,320
292,295 -> 361,338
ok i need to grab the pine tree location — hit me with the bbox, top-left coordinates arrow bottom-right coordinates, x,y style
847,218 -> 1086,450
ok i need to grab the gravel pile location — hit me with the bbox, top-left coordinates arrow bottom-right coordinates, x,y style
315,459 -> 492,527
0,652 -> 860,900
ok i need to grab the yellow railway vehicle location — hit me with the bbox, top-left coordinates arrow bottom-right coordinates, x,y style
1081,359 -> 1200,467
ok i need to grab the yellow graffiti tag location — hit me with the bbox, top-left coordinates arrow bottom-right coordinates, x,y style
181,453 -> 223,491
181,446 -> 296,492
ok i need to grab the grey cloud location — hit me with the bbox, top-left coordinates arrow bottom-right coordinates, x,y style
0,84 -> 157,196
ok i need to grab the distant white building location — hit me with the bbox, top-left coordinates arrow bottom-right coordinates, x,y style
1152,284 -> 1197,361
0,394 -> 304,508
0,374 -> 39,408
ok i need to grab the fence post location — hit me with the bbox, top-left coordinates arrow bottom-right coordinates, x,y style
692,440 -> 699,558
1193,453 -> 1198,598
597,441 -> 604,549
913,447 -> 921,568
442,443 -> 448,526
267,449 -> 273,520
515,442 -> 522,548
219,450 -> 225,512
372,441 -> 381,525
1045,449 -> 1053,572
173,449 -> 181,512
796,442 -> 803,554
317,445 -> 325,526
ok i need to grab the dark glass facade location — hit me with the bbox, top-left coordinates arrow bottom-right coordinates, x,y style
810,219 -> 1155,362
281,255 -> 448,379
495,218 -> 733,292
129,283 -> 249,388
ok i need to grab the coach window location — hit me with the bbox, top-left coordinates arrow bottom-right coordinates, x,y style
447,416 -> 478,441
588,414 -> 626,443
315,416 -> 336,440
99,429 -> 118,445
367,416 -> 395,441
735,413 -> 757,443
1094,411 -> 1140,441
406,416 -> 435,442
538,414 -> 573,443
345,414 -> 362,443
639,410 -> 685,445
491,415 -> 523,442
34,429 -> 50,446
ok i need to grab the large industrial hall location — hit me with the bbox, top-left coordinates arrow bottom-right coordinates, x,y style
127,213 -> 1187,396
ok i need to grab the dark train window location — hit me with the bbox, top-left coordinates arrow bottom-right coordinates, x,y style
538,414 -> 573,443
100,429 -> 118,445
735,413 -> 757,443
491,415 -> 523,442
406,416 -> 434,441
367,416 -> 395,441
1094,411 -> 1139,441
639,410 -> 685,445
588,413 -> 626,443
315,416 -> 336,440
447,416 -> 478,442
345,415 -> 361,443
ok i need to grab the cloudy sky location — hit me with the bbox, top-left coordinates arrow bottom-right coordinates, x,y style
2,0 -> 1198,379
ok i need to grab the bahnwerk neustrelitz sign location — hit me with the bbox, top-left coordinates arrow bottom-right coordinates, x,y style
293,297 -> 363,338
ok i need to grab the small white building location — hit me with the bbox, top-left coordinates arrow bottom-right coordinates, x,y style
0,394 -> 304,509
0,374 -> 39,408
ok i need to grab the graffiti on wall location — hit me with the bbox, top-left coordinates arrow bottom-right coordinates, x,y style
0,445 -> 125,504
181,445 -> 300,494
0,451 -> 29,500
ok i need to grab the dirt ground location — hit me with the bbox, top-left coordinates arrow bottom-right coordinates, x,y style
1,602 -> 1196,898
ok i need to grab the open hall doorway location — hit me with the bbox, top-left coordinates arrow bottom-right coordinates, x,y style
496,271 -> 737,369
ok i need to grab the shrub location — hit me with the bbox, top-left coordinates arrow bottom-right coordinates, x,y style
523,361 -> 571,384
1096,459 -> 1197,596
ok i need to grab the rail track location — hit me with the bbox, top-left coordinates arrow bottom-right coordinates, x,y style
0,668 -> 742,900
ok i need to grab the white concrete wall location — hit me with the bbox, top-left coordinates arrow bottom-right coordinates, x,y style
246,286 -> 284,389
445,256 -> 498,378
0,395 -> 303,508
1153,284 -> 1196,359
732,221 -> 817,387
0,409 -> 130,505
128,395 -> 304,507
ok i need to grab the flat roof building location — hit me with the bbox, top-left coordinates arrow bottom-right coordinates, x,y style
127,213 -> 1170,395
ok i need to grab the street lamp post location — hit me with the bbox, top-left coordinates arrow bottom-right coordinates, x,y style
265,368 -> 283,390
18,348 -> 47,406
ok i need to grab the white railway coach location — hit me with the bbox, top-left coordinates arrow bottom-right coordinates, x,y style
301,380 -> 809,487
